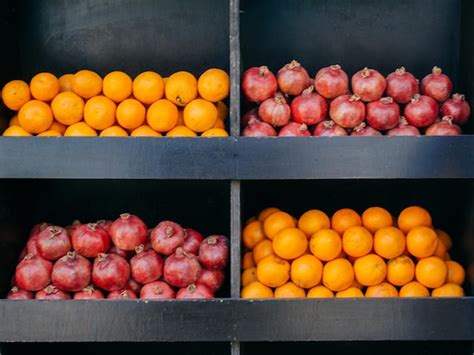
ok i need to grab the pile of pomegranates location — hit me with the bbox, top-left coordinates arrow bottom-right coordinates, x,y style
8,216 -> 229,300
241,62 -> 470,136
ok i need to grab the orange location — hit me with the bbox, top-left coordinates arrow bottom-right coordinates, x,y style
354,254 -> 386,286
130,125 -> 162,137
245,216 -> 257,225
365,282 -> 398,297
147,99 -> 179,132
49,121 -> 67,135
116,98 -> 146,129
71,70 -> 102,99
212,118 -> 225,129
436,229 -> 452,251
446,260 -> 465,285
241,281 -> 273,299
64,122 -> 97,137
309,229 -> 342,261
274,282 -> 306,298
374,226 -> 405,259
51,91 -> 84,125
406,226 -> 438,258
298,209 -> 330,238
263,211 -> 296,240
273,228 -> 308,260
201,128 -> 229,137
100,126 -> 129,137
415,256 -> 448,288
362,207 -> 393,233
216,101 -> 228,121
197,68 -> 230,102
331,208 -> 362,234
342,226 -> 373,257
243,220 -> 265,250
84,95 -> 116,130
184,99 -> 218,132
133,71 -> 164,104
386,255 -> 415,286
336,287 -> 364,298
322,258 -> 354,292
241,267 -> 257,287
58,74 -> 74,92
165,71 -> 198,106
432,283 -> 464,297
2,126 -> 32,136
256,255 -> 290,288
290,254 -> 323,288
176,109 -> 185,126
242,251 -> 256,269
2,80 -> 31,110
166,126 -> 197,137
398,206 -> 432,233
433,237 -> 447,259
258,207 -> 280,221
252,239 -> 274,265
9,115 -> 19,127
30,72 -> 59,102
38,130 -> 61,137
103,71 -> 132,103
399,281 -> 430,297
307,285 -> 334,298
18,100 -> 53,134
445,253 -> 451,261
351,279 -> 363,289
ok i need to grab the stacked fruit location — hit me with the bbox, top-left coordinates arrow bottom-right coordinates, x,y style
2,69 -> 229,137
8,215 -> 229,299
241,206 -> 465,298
241,61 -> 470,136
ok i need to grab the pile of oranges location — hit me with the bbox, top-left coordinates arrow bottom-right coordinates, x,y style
1,69 -> 230,137
241,206 -> 466,298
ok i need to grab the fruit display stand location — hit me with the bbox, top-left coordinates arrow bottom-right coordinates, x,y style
0,1 -> 473,355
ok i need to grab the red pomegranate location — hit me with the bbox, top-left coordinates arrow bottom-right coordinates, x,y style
17,247 -> 27,262
150,220 -> 185,256
35,285 -> 71,300
242,66 -> 278,103
387,117 -> 421,136
164,247 -> 201,288
127,278 -> 142,294
26,235 -> 39,255
140,281 -> 176,299
277,60 -> 311,96
65,220 -> 81,236
107,289 -> 137,299
426,116 -> 461,136
72,223 -> 110,257
313,120 -> 348,137
108,245 -> 133,260
7,286 -> 34,300
92,253 -> 130,291
291,86 -> 328,125
329,94 -> 366,128
351,122 -> 382,136
73,286 -> 104,299
258,93 -> 291,127
36,226 -> 71,261
96,219 -> 113,234
314,64 -> 349,99
441,94 -> 471,126
51,251 -> 91,292
183,228 -> 204,255
278,122 -> 311,137
16,254 -> 52,291
351,67 -> 386,102
366,97 -> 400,131
404,94 -> 439,127
198,235 -> 229,271
242,118 -> 277,137
29,222 -> 50,239
421,66 -> 453,102
386,67 -> 419,104
242,108 -> 260,127
176,283 -> 214,299
197,269 -> 225,292
130,245 -> 164,284
110,213 -> 148,251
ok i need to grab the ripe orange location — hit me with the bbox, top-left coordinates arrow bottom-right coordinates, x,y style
406,226 -> 438,258
197,68 -> 230,102
165,71 -> 198,106
242,251 -> 256,269
322,258 -> 354,292
147,99 -> 179,132
298,209 -> 331,238
241,281 -> 273,299
243,220 -> 265,250
386,255 -> 415,286
2,126 -> 32,136
58,74 -> 74,92
30,72 -> 59,101
71,70 -> 102,99
184,99 -> 218,132
336,287 -> 364,298
116,98 -> 146,129
245,216 -> 257,225
415,256 -> 448,288
307,285 -> 334,298
256,255 -> 290,288
18,100 -> 53,134
241,267 -> 257,287
331,208 -> 362,234
133,71 -> 164,104
354,254 -> 386,286
274,282 -> 306,298
398,206 -> 432,233
374,226 -> 405,259
38,130 -> 61,137
84,95 -> 116,130
258,207 -> 280,221
309,229 -> 342,261
201,128 -> 229,137
100,126 -> 129,137
2,80 -> 31,110
9,115 -> 19,127
342,226 -> 373,257
48,121 -> 67,135
263,211 -> 296,240
252,239 -> 274,265
103,71 -> 132,103
216,101 -> 229,121
446,260 -> 465,285
433,237 -> 447,259
273,227 -> 308,260
351,279 -> 363,289
290,254 -> 323,288
165,125 -> 197,137
362,207 -> 393,233
212,118 -> 225,129
176,109 -> 185,126
436,229 -> 452,251
399,281 -> 430,297
64,122 -> 97,136
432,283 -> 464,297
130,125 -> 162,137
365,282 -> 398,297
51,91 -> 84,125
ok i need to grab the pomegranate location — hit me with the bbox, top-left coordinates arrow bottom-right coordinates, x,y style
164,247 -> 201,287
36,226 -> 71,261
291,86 -> 328,125
198,235 -> 229,271
387,117 -> 421,136
313,120 -> 348,137
366,97 -> 400,130
150,220 -> 185,256
258,93 -> 291,126
242,117 -> 277,137
197,269 -> 225,292
130,245 -> 163,284
92,253 -> 130,291
110,213 -> 148,251
17,247 -> 27,262
16,254 -> 52,291
277,60 -> 311,96
242,66 -> 278,103
26,236 -> 39,255
7,286 -> 34,300
421,66 -> 453,102
65,220 -> 81,236
35,285 -> 71,300
278,122 -> 311,137
140,281 -> 175,299
351,122 -> 382,136
109,245 -> 133,260
72,223 -> 110,257
441,94 -> 471,125
386,67 -> 419,104
242,108 -> 260,127
183,228 -> 204,255
51,251 -> 91,292
404,94 -> 439,128
96,219 -> 113,233
314,64 -> 349,99
73,286 -> 104,299
426,116 -> 461,136
107,289 -> 137,299
29,222 -> 50,239
176,284 -> 214,299
329,94 -> 366,128
127,278 -> 142,294
351,67 -> 387,102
